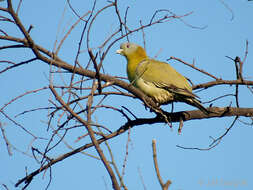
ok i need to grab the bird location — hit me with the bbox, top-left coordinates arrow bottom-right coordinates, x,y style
116,42 -> 209,114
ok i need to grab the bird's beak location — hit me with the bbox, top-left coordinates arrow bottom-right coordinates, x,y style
116,48 -> 124,55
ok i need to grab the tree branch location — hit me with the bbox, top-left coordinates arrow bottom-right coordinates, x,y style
152,139 -> 172,190
15,106 -> 253,187
49,85 -> 120,190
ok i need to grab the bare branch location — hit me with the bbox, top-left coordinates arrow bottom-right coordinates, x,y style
15,106 -> 253,187
55,11 -> 91,55
219,0 -> 234,21
49,85 -> 120,190
88,49 -> 102,93
193,80 -> 253,90
168,56 -> 220,80
177,116 -> 238,151
102,127 -> 128,190
16,0 -> 23,15
138,167 -> 147,190
152,139 -> 172,190
0,57 -> 37,74
0,122 -> 12,156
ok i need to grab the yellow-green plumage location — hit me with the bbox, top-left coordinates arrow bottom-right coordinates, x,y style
116,42 -> 208,114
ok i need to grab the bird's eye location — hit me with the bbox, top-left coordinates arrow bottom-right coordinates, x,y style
126,43 -> 130,48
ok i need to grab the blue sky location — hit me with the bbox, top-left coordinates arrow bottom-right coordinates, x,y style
1,0 -> 253,190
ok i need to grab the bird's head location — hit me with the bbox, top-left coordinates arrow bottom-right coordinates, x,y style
116,42 -> 147,61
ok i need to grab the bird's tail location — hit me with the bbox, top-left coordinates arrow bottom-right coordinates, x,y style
185,98 -> 209,115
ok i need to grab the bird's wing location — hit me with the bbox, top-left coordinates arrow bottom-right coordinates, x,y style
136,59 -> 197,98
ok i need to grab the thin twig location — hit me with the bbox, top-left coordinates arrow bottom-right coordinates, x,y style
2,184 -> 9,190
0,58 -> 37,74
121,128 -> 131,180
0,109 -> 37,138
0,86 -> 48,111
55,11 -> 91,55
219,0 -> 234,21
0,122 -> 12,156
67,0 -> 90,21
16,0 -> 23,15
202,94 -> 234,104
169,56 -> 220,80
101,127 -> 128,190
177,116 -> 239,150
152,139 -> 172,190
242,40 -> 249,64
88,49 -> 102,93
138,167 -> 147,190
140,20 -> 146,50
